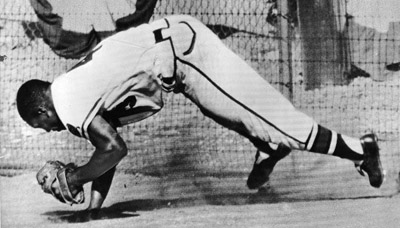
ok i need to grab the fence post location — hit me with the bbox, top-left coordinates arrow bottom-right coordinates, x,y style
277,0 -> 294,101
297,0 -> 350,90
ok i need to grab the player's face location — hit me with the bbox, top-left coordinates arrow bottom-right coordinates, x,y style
26,110 -> 65,132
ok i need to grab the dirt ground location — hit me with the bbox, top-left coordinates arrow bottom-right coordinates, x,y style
2,172 -> 400,228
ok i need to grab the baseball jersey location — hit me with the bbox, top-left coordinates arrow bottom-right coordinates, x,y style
51,23 -> 165,139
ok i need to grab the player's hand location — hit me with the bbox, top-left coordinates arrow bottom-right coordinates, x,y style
36,161 -> 85,205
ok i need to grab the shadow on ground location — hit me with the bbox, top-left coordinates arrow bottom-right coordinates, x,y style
42,185 -> 286,223
42,177 -> 400,224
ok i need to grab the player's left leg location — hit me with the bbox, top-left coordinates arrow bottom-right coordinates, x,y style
246,143 -> 291,189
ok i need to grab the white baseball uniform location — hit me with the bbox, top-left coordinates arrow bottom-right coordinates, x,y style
51,15 -> 317,152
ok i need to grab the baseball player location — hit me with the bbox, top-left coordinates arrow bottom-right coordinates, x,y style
17,15 -> 384,211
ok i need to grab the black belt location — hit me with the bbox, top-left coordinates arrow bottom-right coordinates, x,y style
153,28 -> 165,44
152,26 -> 176,90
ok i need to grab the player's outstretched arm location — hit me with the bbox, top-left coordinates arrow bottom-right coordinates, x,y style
66,115 -> 127,197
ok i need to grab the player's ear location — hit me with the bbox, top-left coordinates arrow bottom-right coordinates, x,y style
37,106 -> 49,117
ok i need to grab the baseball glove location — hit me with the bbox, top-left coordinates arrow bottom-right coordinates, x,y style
36,160 -> 85,205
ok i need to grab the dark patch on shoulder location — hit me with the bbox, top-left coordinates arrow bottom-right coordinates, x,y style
66,124 -> 81,137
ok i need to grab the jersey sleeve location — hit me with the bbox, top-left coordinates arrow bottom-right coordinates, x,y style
51,73 -> 105,139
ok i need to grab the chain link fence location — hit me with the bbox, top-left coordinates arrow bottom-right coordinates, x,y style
1,0 -> 399,200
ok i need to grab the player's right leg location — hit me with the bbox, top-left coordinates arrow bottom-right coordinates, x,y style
172,16 -> 384,188
357,134 -> 384,188
303,124 -> 384,188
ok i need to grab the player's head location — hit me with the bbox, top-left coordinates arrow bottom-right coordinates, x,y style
16,79 -> 65,132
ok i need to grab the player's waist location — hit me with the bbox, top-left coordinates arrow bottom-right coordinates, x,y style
150,18 -> 197,56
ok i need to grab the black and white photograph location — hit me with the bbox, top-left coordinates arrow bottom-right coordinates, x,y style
1,0 -> 399,227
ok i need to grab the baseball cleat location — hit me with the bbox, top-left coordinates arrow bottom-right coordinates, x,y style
356,133 -> 385,188
247,144 -> 291,190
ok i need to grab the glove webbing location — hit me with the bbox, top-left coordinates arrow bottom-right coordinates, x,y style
55,167 -> 85,205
